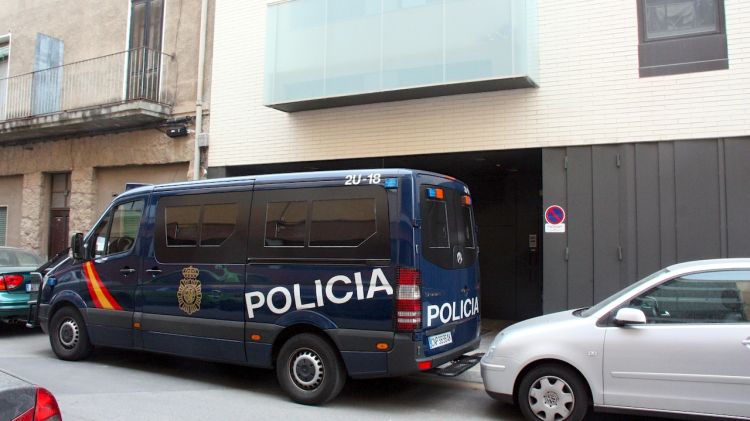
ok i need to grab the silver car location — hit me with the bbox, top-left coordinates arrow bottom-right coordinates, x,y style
481,258 -> 750,420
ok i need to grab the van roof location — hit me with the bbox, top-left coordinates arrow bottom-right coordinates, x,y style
116,168 -> 459,200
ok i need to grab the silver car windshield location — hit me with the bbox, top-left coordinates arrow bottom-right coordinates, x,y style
579,268 -> 669,317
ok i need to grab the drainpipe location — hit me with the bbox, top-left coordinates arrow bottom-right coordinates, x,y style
194,0 -> 209,180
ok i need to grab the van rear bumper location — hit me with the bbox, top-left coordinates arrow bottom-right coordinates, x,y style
388,334 -> 480,377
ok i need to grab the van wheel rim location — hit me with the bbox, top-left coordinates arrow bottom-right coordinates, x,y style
58,318 -> 80,349
290,349 -> 324,390
528,375 -> 574,421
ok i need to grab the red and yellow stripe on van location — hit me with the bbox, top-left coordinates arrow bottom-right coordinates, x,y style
83,261 -> 123,311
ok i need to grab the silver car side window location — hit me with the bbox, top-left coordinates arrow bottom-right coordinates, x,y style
626,270 -> 750,324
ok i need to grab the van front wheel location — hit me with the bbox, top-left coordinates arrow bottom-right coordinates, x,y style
49,306 -> 93,361
276,333 -> 346,405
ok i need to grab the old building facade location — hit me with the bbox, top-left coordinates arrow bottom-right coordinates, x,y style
0,0 -> 213,258
209,0 -> 750,318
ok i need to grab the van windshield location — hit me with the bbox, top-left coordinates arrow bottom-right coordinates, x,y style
420,185 -> 476,269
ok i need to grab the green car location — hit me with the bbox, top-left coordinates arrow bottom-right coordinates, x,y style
0,247 -> 44,324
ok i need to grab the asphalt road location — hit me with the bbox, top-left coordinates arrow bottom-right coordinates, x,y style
0,323 -> 666,421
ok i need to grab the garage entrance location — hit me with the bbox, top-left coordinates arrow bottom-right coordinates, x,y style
222,148 -> 543,321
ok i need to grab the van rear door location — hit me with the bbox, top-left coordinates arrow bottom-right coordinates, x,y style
416,173 -> 480,358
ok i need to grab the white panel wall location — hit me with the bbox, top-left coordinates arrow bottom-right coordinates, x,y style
209,0 -> 750,168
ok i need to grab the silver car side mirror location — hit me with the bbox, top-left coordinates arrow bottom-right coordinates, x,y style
614,307 -> 647,326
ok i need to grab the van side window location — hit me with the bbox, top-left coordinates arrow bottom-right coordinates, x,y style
166,205 -> 200,246
310,198 -> 376,247
155,192 -> 248,264
201,203 -> 238,246
265,201 -> 306,247
91,200 -> 145,258
249,186 -> 390,262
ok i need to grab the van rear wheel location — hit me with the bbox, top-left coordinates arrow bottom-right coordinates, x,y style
276,333 -> 346,405
49,307 -> 93,361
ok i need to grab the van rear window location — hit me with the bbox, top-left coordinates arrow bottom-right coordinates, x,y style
420,185 -> 476,269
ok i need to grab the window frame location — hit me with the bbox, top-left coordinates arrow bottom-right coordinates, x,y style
637,0 -> 728,77
89,199 -> 145,259
621,269 -> 750,325
248,185 -> 391,263
154,190 -> 250,265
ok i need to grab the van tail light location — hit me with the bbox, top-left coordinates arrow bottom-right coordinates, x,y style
396,268 -> 421,331
12,387 -> 62,421
0,274 -> 24,291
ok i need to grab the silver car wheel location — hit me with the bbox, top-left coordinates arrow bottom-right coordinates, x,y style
527,375 -> 575,421
58,318 -> 80,349
289,348 -> 324,390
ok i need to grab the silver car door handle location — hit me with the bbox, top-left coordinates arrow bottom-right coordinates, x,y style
742,339 -> 750,346
120,267 -> 136,274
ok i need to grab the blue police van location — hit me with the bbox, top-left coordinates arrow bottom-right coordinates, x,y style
34,169 -> 480,404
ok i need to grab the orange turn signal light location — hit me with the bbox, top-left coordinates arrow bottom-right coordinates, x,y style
250,334 -> 262,341
133,322 -> 141,329
376,342 -> 389,351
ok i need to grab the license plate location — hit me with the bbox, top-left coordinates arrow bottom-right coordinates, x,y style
26,283 -> 39,292
428,332 -> 453,350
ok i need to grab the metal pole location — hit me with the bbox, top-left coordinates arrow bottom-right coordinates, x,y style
194,0 -> 209,180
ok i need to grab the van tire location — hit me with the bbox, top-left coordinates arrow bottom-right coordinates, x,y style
517,364 -> 590,421
49,307 -> 93,361
276,333 -> 346,405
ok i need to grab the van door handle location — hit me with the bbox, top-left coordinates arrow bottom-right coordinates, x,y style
120,267 -> 136,275
742,338 -> 750,347
146,268 -> 162,275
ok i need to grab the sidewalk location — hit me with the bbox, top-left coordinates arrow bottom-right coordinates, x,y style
413,319 -> 515,386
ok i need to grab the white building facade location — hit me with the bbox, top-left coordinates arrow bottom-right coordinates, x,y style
209,0 -> 750,318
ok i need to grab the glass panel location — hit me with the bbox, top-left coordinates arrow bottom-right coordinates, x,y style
165,205 -> 200,247
325,0 -> 382,96
644,0 -> 718,40
16,252 -> 43,267
265,201 -> 307,247
200,203 -> 237,246
445,0 -> 513,82
91,216 -> 110,258
107,200 -> 144,255
422,200 -> 449,249
270,0 -> 326,103
627,270 -> 750,323
310,198 -> 376,247
50,173 -> 69,209
381,0 -> 443,90
129,1 -> 147,49
460,205 -> 475,248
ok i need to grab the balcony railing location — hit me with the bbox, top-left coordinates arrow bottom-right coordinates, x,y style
0,47 -> 173,121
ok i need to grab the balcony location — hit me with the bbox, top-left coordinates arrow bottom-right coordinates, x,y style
0,47 -> 174,144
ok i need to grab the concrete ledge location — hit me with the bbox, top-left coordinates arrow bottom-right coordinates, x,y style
0,100 -> 172,144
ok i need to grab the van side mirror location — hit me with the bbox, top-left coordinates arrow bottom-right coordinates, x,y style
71,233 -> 85,261
614,307 -> 647,326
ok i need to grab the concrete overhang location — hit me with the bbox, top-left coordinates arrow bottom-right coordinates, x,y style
266,76 -> 537,113
0,100 -> 171,145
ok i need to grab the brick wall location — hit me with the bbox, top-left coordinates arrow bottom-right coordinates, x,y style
209,0 -> 750,168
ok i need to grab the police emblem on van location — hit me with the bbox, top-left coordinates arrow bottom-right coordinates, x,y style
177,266 -> 202,315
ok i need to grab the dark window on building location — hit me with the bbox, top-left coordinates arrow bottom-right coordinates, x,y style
155,191 -> 249,264
249,186 -> 390,262
265,201 -> 307,247
310,198 -> 377,247
638,0 -> 728,77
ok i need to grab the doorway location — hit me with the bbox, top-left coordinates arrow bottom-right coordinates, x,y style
224,148 -> 544,321
48,173 -> 70,257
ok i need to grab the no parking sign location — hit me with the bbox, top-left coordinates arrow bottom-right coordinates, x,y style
545,205 -> 566,233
